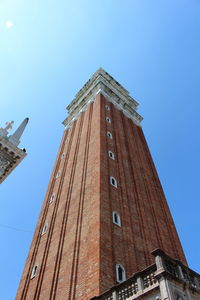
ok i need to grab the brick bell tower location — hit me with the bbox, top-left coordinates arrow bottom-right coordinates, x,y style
16,69 -> 187,300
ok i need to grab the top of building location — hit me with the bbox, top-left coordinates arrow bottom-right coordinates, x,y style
63,68 -> 143,128
0,118 -> 29,183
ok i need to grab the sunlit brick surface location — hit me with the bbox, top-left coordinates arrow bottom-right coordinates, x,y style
16,94 -> 186,300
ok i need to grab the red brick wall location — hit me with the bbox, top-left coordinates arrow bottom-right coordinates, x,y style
99,93 -> 186,293
16,96 -> 102,300
16,93 -> 186,300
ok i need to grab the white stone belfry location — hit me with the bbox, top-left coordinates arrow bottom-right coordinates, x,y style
0,118 -> 29,183
63,68 -> 143,129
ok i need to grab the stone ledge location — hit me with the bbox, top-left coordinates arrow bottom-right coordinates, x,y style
63,68 -> 143,129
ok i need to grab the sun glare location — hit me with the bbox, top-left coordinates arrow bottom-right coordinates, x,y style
5,20 -> 14,28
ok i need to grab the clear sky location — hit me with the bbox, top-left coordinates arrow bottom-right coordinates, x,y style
1,1 -> 200,299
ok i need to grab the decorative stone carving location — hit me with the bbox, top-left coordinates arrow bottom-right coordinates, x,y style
0,118 -> 28,183
0,158 -> 10,175
63,68 -> 143,129
91,249 -> 200,300
0,120 -> 14,137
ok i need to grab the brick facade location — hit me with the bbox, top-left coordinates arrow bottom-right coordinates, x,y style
16,91 -> 186,300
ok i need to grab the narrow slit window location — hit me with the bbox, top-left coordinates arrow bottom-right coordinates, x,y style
31,265 -> 38,279
108,151 -> 115,160
112,211 -> 121,226
107,132 -> 113,139
106,117 -> 111,123
49,194 -> 56,203
56,171 -> 60,178
42,224 -> 48,235
61,153 -> 65,159
116,264 -> 126,283
110,176 -> 117,188
105,105 -> 110,111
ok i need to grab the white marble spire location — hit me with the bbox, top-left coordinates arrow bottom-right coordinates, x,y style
8,117 -> 29,146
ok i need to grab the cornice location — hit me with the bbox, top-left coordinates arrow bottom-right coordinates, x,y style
63,68 -> 143,129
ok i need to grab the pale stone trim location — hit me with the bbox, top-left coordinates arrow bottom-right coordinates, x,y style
112,211 -> 121,227
0,136 -> 26,183
116,264 -> 126,283
31,265 -> 38,279
49,193 -> 56,203
56,171 -> 61,178
105,104 -> 110,111
108,150 -> 115,160
63,68 -> 143,130
107,132 -> 113,139
106,117 -> 111,123
41,223 -> 48,235
110,176 -> 117,188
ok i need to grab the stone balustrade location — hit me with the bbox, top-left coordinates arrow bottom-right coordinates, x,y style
91,249 -> 200,300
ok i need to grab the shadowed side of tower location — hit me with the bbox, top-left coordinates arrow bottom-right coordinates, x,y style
98,93 -> 186,293
16,69 -> 187,300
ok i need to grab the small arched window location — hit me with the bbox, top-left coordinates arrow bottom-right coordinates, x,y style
42,224 -> 48,235
116,264 -> 126,283
110,176 -> 117,188
106,117 -> 111,123
108,151 -> 115,160
112,211 -> 121,226
105,105 -> 110,111
107,132 -> 113,139
31,265 -> 38,279
56,171 -> 60,178
61,153 -> 65,159
49,193 -> 56,204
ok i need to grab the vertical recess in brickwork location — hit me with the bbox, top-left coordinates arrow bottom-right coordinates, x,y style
16,101 -> 102,300
99,94 -> 116,292
108,99 -> 130,280
98,94 -> 187,295
16,69 -> 187,300
114,105 -> 146,271
15,128 -> 69,300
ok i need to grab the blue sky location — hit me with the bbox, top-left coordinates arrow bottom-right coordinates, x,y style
1,1 -> 200,299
